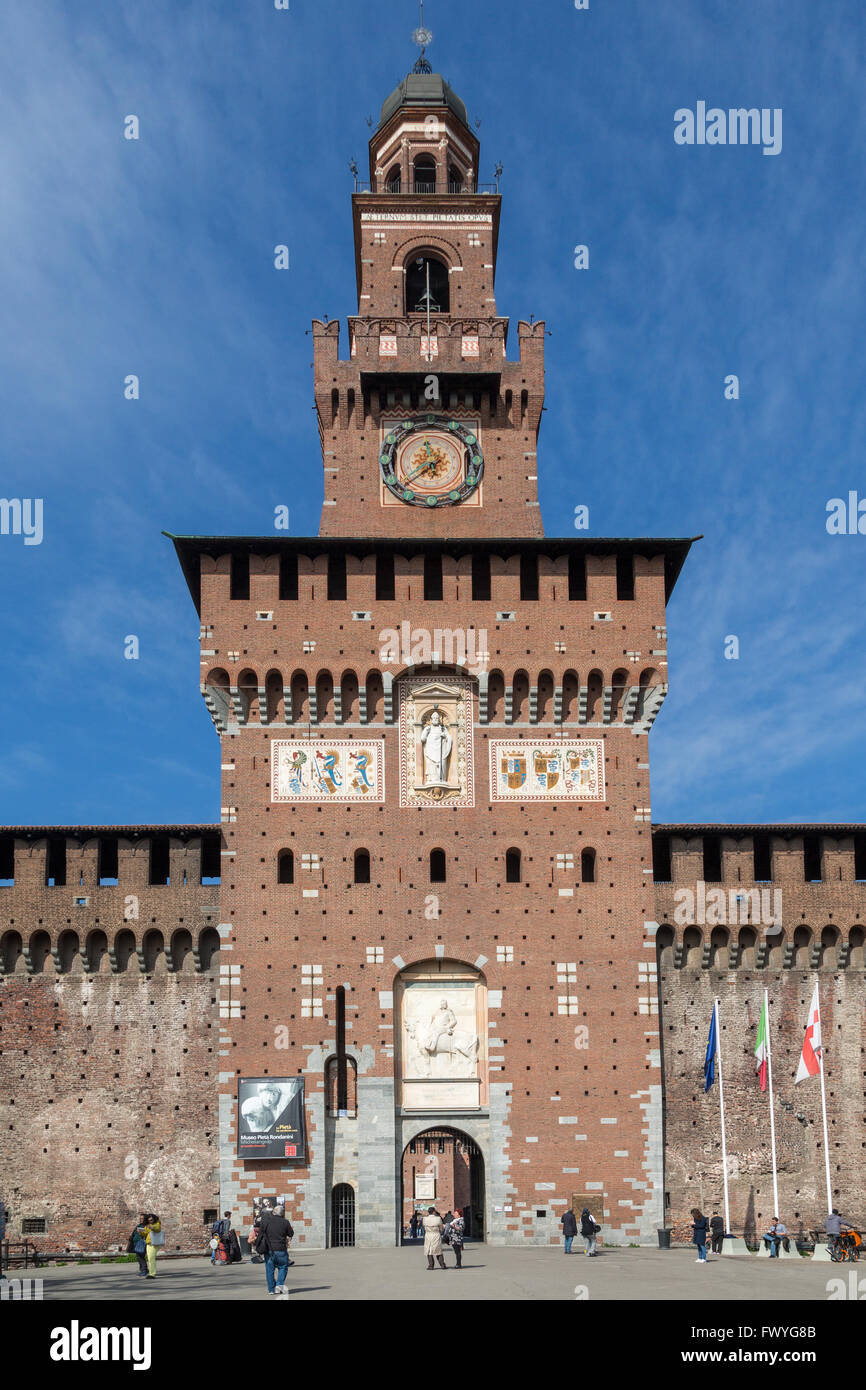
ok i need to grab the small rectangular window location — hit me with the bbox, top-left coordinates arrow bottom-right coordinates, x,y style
753,834 -> 772,882
471,553 -> 491,601
652,834 -> 672,883
855,833 -> 866,883
702,835 -> 722,883
568,553 -> 586,601
424,554 -> 443,600
149,835 -> 170,886
203,1209 -> 218,1227
519,552 -> 539,601
0,835 -> 13,886
279,551 -> 298,600
376,553 -> 395,601
98,836 -> 119,886
803,835 -> 822,883
616,553 -> 635,600
201,833 -> 221,886
46,837 -> 67,888
230,553 -> 250,600
327,552 -> 347,600
22,1217 -> 47,1234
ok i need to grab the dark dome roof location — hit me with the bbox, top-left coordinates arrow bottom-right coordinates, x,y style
378,73 -> 469,132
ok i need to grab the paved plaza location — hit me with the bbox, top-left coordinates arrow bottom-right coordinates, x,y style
23,1245 -> 854,1302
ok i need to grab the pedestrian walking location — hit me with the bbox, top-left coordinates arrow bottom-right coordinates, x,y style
448,1211 -> 465,1268
136,1213 -> 163,1279
691,1207 -> 709,1263
560,1206 -> 577,1254
257,1202 -> 293,1296
422,1206 -> 447,1270
710,1211 -> 725,1255
580,1207 -> 599,1256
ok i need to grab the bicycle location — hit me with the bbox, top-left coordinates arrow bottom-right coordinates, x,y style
829,1229 -> 861,1262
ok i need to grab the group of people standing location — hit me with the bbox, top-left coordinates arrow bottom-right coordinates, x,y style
412,1207 -> 466,1268
209,1203 -> 296,1295
127,1213 -> 163,1278
560,1207 -> 600,1255
209,1211 -> 244,1266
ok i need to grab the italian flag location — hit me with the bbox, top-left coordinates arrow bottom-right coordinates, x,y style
795,983 -> 822,1084
754,996 -> 769,1092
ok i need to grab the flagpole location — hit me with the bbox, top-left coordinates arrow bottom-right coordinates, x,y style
764,987 -> 779,1216
815,989 -> 833,1215
714,998 -> 731,1235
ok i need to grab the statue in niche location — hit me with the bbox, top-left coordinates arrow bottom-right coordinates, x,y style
420,707 -> 453,787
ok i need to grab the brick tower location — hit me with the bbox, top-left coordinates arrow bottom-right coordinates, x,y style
169,50 -> 694,1248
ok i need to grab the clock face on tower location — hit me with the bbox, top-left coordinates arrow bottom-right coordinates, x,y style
379,416 -> 484,507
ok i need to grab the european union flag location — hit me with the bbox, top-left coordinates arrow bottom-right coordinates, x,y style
704,1007 -> 717,1092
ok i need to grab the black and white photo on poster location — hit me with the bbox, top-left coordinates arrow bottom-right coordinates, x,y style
237,1077 -> 306,1159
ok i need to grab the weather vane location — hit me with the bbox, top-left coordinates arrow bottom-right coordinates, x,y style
412,1 -> 433,73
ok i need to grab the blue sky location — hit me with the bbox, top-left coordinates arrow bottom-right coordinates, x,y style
1,0 -> 864,827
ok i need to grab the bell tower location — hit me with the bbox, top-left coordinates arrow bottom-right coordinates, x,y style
315,29 -> 545,538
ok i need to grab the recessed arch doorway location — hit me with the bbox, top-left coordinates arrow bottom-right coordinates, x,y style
401,1126 -> 485,1243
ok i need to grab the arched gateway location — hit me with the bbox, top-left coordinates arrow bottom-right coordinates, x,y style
400,1127 -> 485,1241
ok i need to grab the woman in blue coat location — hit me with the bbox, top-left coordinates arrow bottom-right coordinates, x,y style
691,1208 -> 710,1263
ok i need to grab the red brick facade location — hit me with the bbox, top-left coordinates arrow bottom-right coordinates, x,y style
1,68 -> 863,1257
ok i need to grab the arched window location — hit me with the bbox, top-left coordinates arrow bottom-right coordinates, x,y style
413,156 -> 436,193
406,255 -> 450,314
1,930 -> 23,975
112,929 -> 136,973
655,924 -> 675,970
237,669 -> 258,724
448,163 -> 465,193
171,929 -> 194,973
386,164 -> 401,193
265,669 -> 284,723
682,926 -> 702,969
84,929 -> 108,974
278,849 -> 294,885
792,926 -> 811,968
505,848 -> 521,883
142,929 -> 165,974
430,848 -> 446,883
354,849 -> 371,884
198,927 -> 221,972
581,848 -> 596,883
326,1055 -> 358,1117
28,931 -> 51,974
57,930 -> 81,974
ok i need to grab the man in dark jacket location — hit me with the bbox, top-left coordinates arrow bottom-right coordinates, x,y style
560,1206 -> 577,1253
259,1204 -> 294,1296
709,1211 -> 725,1254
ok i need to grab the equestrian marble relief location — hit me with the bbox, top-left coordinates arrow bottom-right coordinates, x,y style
398,967 -> 486,1111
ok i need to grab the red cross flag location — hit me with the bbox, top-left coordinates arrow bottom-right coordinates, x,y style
795,983 -> 822,1084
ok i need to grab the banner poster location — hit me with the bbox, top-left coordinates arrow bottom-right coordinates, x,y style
237,1078 -> 306,1161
